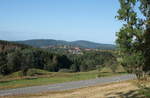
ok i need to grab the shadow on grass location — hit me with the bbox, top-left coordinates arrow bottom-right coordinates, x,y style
138,87 -> 150,98
105,89 -> 146,98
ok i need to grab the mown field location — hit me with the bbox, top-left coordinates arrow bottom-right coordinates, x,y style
0,68 -> 126,90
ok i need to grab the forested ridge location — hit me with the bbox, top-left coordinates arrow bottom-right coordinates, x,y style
0,40 -> 116,76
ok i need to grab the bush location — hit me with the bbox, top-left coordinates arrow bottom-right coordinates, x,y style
79,65 -> 88,72
26,69 -> 38,76
100,66 -> 113,73
58,69 -> 72,72
27,68 -> 51,76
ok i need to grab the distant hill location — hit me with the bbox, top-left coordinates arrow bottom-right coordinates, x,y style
71,40 -> 115,49
14,39 -> 116,50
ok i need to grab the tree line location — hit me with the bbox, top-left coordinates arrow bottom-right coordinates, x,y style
0,47 -> 116,76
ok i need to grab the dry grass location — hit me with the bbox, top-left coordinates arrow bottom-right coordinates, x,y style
3,80 -> 143,98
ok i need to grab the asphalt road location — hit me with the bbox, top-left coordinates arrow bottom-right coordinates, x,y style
0,74 -> 136,96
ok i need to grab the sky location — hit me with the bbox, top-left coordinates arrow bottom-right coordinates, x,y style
0,0 -> 122,44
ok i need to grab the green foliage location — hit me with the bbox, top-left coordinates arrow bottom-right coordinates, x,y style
139,87 -> 150,97
70,64 -> 79,72
0,47 -> 74,75
7,50 -> 22,73
79,64 -> 88,72
26,68 -> 50,76
0,52 -> 9,75
69,51 -> 116,72
115,64 -> 126,73
58,69 -> 72,72
100,67 -> 113,73
0,40 -> 118,76
116,0 -> 150,77
0,64 -> 9,75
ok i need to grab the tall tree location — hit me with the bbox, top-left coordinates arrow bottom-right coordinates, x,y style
116,0 -> 150,78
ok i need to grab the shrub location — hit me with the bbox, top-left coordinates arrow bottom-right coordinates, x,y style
58,69 -> 72,72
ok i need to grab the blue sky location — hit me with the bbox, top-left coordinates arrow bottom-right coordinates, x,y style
0,0 -> 122,44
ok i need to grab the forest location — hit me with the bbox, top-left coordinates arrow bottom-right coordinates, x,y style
0,40 -> 116,76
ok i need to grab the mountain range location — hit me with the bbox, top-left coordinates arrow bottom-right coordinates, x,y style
14,39 -> 115,50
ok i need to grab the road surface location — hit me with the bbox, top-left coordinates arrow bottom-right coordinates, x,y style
0,74 -> 136,96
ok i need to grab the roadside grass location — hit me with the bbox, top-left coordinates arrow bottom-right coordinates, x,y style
3,80 -> 143,98
136,78 -> 150,98
4,80 -> 150,98
0,69 -> 126,90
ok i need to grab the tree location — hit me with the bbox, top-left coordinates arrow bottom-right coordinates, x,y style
44,56 -> 59,71
0,52 -> 8,75
57,55 -> 72,69
7,50 -> 22,73
70,64 -> 79,72
20,49 -> 35,76
116,0 -> 150,78
80,64 -> 88,72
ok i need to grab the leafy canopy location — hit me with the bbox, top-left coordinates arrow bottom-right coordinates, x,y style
116,0 -> 150,76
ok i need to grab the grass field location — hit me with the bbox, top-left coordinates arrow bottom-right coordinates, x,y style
0,69 -> 126,90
